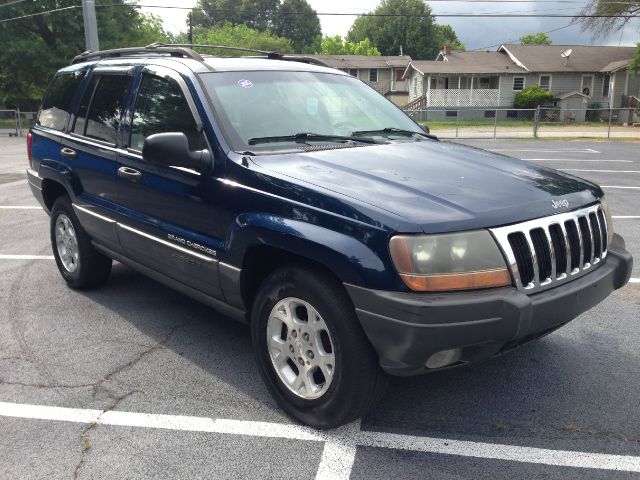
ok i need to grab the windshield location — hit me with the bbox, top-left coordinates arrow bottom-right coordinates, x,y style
199,70 -> 424,153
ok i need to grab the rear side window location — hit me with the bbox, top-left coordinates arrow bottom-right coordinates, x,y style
38,71 -> 86,131
74,74 -> 131,144
130,73 -> 204,151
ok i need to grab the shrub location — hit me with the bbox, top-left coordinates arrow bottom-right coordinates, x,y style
513,85 -> 554,109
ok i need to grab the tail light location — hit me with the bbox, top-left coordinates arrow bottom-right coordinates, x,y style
26,131 -> 33,168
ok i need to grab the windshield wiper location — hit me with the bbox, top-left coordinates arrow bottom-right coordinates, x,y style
351,127 -> 434,139
248,132 -> 382,146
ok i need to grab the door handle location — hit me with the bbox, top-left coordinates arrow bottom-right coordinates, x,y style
117,166 -> 142,182
60,147 -> 77,160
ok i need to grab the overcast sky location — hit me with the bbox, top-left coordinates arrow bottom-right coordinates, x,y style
139,0 -> 639,53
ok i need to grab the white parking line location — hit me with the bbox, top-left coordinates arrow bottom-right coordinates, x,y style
0,206 -> 40,209
1,401 -> 639,477
559,169 -> 640,173
629,278 -> 640,284
0,254 -> 54,260
613,216 -> 640,219
601,186 -> 640,190
523,159 -> 633,163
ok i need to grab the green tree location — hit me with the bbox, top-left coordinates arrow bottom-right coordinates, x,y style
513,85 -> 554,108
436,24 -> 465,51
574,1 -> 639,72
347,0 -> 452,59
0,1 -> 168,109
519,32 -> 552,45
272,0 -> 321,53
192,24 -> 293,54
319,36 -> 380,55
191,0 -> 279,31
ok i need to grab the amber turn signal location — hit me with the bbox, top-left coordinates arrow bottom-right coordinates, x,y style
399,268 -> 511,292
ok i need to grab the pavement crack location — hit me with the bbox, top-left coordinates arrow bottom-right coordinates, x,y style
72,389 -> 141,480
71,321 -> 189,479
0,379 -> 95,389
92,321 -> 187,394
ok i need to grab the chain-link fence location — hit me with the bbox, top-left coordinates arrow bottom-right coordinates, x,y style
405,106 -> 640,139
0,110 -> 37,137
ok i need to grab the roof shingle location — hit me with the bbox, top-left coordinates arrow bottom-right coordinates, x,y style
499,44 -> 636,72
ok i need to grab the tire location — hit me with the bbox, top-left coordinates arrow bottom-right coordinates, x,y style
50,195 -> 112,290
251,265 -> 388,429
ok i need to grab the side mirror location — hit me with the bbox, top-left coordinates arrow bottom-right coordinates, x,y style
421,124 -> 430,134
142,132 -> 212,173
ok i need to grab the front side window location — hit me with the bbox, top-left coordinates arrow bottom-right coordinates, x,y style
602,74 -> 611,98
582,75 -> 593,96
200,70 -> 424,154
38,70 -> 86,131
369,69 -> 378,83
539,75 -> 551,91
513,77 -> 525,91
130,73 -> 204,152
76,74 -> 131,144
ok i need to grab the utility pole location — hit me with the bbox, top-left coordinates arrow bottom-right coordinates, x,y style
188,11 -> 193,44
82,0 -> 100,52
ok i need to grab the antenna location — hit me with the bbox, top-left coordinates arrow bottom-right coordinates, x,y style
560,48 -> 572,66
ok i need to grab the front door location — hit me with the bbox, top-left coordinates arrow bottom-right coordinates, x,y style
115,66 -> 227,299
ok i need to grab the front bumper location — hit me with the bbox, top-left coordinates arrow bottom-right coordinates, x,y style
346,234 -> 633,375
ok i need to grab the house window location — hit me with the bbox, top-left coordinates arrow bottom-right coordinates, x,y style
479,77 -> 491,89
539,75 -> 551,91
484,110 -> 496,118
348,69 -> 358,78
581,75 -> 593,97
369,69 -> 378,82
513,77 -> 525,91
506,110 -> 518,118
395,69 -> 404,81
446,110 -> 458,117
602,74 -> 611,98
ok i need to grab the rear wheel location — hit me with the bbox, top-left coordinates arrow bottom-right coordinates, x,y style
251,265 -> 388,429
50,196 -> 112,289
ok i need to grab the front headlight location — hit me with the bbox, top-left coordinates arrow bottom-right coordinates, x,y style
389,230 -> 512,292
601,197 -> 614,246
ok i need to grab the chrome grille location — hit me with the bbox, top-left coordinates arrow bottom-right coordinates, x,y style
490,204 -> 608,293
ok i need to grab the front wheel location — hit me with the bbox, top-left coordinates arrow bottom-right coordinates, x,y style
251,265 -> 388,429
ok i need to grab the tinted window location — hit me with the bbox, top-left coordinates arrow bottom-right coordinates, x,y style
73,75 -> 100,136
38,71 -> 86,131
130,74 -> 204,152
84,75 -> 131,144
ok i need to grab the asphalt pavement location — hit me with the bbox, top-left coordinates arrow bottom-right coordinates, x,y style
0,135 -> 638,479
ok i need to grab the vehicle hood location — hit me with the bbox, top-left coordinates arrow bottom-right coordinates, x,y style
250,141 -> 602,233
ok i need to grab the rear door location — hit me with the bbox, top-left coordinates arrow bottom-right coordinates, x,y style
115,65 -> 227,299
65,68 -> 134,253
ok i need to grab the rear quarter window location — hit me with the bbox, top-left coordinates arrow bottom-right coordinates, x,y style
38,71 -> 86,131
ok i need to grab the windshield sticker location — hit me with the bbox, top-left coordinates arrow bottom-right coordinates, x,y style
238,79 -> 253,89
307,97 -> 319,115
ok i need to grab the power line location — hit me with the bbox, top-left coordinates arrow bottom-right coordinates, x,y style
98,4 -> 640,18
470,22 -> 575,51
0,5 -> 78,23
2,3 -> 639,24
0,0 -> 31,7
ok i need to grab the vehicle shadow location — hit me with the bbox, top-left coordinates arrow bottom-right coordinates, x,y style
83,263 -> 640,446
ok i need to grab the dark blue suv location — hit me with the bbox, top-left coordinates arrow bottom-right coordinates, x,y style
27,44 -> 632,428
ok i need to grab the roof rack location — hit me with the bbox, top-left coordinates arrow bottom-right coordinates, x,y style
71,43 -> 331,68
71,45 -> 203,65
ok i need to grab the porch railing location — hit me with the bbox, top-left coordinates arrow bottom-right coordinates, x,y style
427,88 -> 500,107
